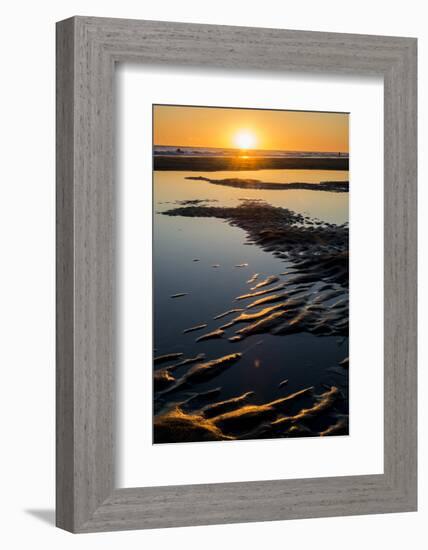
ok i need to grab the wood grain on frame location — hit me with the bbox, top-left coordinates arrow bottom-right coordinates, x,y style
56,16 -> 417,532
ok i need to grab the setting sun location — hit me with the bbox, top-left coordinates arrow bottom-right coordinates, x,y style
234,130 -> 257,150
154,105 -> 349,153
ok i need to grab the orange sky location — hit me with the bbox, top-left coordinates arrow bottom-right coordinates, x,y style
153,105 -> 349,153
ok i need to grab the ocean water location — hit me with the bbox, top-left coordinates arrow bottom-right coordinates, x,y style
154,145 -> 348,159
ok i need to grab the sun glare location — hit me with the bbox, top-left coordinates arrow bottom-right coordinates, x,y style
234,130 -> 257,150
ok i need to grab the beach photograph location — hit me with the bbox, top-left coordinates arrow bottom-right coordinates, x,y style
152,104 -> 349,444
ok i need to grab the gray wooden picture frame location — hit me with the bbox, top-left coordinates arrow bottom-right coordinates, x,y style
56,16 -> 417,533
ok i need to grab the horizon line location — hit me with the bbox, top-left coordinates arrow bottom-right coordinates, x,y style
153,144 -> 349,154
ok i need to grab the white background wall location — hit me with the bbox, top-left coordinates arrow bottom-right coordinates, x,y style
0,1 -> 424,548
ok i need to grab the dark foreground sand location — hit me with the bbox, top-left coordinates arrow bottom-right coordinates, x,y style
154,155 -> 349,171
154,383 -> 347,443
153,200 -> 349,443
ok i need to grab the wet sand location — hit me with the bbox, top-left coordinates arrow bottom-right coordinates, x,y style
154,200 -> 349,443
154,371 -> 348,443
186,176 -> 348,192
162,200 -> 348,268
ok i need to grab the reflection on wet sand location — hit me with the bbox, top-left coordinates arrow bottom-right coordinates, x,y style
154,197 -> 349,443
154,169 -> 349,224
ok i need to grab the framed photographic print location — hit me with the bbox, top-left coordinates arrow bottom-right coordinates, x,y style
56,17 -> 417,532
151,104 -> 350,446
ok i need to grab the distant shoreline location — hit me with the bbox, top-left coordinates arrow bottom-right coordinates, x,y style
153,155 -> 349,172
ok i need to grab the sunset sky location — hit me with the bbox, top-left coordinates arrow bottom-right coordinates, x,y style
153,105 -> 349,153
